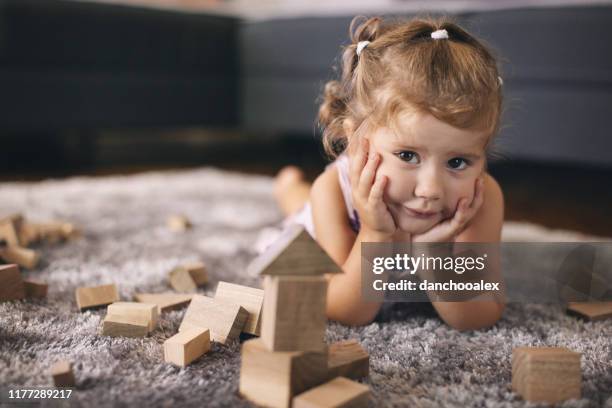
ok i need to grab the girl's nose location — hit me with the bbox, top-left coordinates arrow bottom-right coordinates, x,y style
414,168 -> 442,201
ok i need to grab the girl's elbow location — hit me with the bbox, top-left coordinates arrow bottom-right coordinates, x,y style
326,303 -> 379,326
444,302 -> 505,331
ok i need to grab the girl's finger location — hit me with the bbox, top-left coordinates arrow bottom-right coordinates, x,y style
349,138 -> 368,187
449,198 -> 470,233
358,152 -> 380,197
369,173 -> 387,203
470,179 -> 485,211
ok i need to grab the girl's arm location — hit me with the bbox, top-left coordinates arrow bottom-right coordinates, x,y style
430,173 -> 506,331
310,166 -> 386,325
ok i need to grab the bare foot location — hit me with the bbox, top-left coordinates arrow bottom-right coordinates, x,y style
273,166 -> 311,216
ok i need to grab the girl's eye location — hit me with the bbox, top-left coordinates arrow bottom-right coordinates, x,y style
397,151 -> 419,163
448,157 -> 469,170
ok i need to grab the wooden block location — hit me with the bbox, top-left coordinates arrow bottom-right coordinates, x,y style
134,292 -> 193,313
567,301 -> 612,321
51,361 -> 75,387
23,279 -> 48,299
75,284 -> 119,311
0,246 -> 40,269
168,262 -> 208,292
512,347 -> 581,403
184,262 -> 208,286
215,281 -> 264,335
0,264 -> 25,301
102,313 -> 149,338
167,215 -> 191,231
293,377 -> 370,408
17,222 -> 40,246
164,328 -> 211,367
0,217 -> 20,247
168,266 -> 197,292
107,302 -> 158,332
239,338 -> 328,408
248,224 -> 341,276
262,275 -> 327,352
327,340 -> 369,380
34,222 -> 79,243
179,295 -> 248,344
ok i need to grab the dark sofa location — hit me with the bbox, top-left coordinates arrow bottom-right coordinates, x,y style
1,0 -> 611,167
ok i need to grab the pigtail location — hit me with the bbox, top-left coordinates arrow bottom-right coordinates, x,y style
318,16 -> 383,159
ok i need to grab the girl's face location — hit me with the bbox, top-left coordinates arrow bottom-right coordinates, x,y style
366,110 -> 488,235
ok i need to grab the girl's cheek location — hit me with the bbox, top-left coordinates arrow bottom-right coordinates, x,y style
448,178 -> 477,209
377,162 -> 415,202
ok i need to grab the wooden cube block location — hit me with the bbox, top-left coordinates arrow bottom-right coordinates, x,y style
248,225 -> 341,276
239,338 -> 328,408
183,262 -> 208,286
293,377 -> 370,408
215,281 -> 264,335
164,328 -> 211,367
51,361 -> 75,388
75,284 -> 119,311
134,292 -> 193,313
33,221 -> 79,244
512,347 -> 581,403
167,215 -> 191,232
262,275 -> 327,352
0,264 -> 25,301
0,216 -> 20,247
179,295 -> 248,344
567,301 -> 612,321
168,262 -> 208,292
169,267 -> 196,292
107,302 -> 158,332
23,280 -> 48,299
17,222 -> 40,246
102,314 -> 149,338
327,340 -> 369,380
0,246 -> 40,269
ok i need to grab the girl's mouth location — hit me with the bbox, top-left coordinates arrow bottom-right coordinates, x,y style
403,206 -> 438,219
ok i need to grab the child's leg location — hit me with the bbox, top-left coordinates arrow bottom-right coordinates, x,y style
273,166 -> 312,217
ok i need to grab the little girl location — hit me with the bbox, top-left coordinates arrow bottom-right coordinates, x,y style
268,16 -> 505,330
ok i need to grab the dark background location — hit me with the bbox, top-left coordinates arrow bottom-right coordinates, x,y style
1,0 -> 611,236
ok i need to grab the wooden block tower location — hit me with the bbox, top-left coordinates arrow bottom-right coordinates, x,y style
240,225 -> 369,408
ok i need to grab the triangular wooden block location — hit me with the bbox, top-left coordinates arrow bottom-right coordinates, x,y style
567,301 -> 612,321
247,225 -> 341,276
134,293 -> 193,313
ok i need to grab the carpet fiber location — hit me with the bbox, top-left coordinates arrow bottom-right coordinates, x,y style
0,167 -> 610,407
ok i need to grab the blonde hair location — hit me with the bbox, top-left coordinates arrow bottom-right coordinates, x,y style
318,16 -> 504,159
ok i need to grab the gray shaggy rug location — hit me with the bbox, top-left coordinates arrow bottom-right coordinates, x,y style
0,167 -> 611,408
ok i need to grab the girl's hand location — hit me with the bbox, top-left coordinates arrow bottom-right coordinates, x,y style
348,137 -> 397,239
411,176 -> 485,243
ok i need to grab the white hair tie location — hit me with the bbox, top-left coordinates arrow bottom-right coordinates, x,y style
498,76 -> 504,86
356,41 -> 370,57
431,29 -> 449,40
